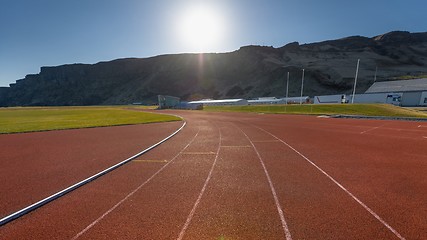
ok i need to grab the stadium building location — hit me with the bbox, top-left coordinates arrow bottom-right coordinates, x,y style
188,99 -> 248,106
314,78 -> 427,106
365,78 -> 427,106
158,95 -> 180,109
248,96 -> 310,105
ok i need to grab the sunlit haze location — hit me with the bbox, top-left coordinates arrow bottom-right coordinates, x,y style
1,0 -> 427,87
175,4 -> 227,52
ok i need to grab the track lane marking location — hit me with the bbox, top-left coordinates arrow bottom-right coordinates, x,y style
237,125 -> 293,240
251,140 -> 281,143
72,127 -> 200,240
0,121 -> 187,227
362,132 -> 426,141
371,127 -> 426,133
360,124 -> 386,134
221,145 -> 251,148
133,159 -> 168,163
181,151 -> 216,155
254,125 -> 406,240
177,123 -> 222,240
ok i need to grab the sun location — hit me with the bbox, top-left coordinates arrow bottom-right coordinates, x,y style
176,5 -> 226,52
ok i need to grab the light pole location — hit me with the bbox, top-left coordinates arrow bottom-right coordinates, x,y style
351,59 -> 360,104
286,72 -> 289,104
300,69 -> 305,104
374,66 -> 377,82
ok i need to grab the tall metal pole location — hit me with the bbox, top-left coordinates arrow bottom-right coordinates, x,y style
374,66 -> 377,82
300,69 -> 305,104
351,59 -> 360,104
286,72 -> 289,104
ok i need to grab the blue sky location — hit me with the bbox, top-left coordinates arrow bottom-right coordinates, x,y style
1,0 -> 426,87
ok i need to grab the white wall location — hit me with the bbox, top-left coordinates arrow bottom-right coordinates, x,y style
315,93 -> 402,105
314,95 -> 344,104
419,92 -> 427,106
352,93 -> 401,105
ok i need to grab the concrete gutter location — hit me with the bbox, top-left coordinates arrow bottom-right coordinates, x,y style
331,115 -> 427,122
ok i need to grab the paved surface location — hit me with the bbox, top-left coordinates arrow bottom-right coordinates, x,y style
0,111 -> 426,239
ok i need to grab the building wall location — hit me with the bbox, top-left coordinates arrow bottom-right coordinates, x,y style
205,100 -> 248,106
248,99 -> 285,105
188,99 -> 248,106
315,93 -> 401,105
419,92 -> 427,106
314,95 -> 344,104
158,95 -> 180,109
352,93 -> 401,105
401,92 -> 422,107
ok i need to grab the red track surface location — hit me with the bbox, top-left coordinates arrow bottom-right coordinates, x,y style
0,122 -> 183,218
0,111 -> 426,239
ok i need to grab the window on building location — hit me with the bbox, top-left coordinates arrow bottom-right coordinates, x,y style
424,98 -> 427,103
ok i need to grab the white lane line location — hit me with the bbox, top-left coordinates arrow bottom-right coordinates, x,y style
252,140 -> 281,143
238,126 -> 293,240
362,132 -> 424,141
423,136 -> 427,139
255,126 -> 406,240
72,127 -> 199,240
177,124 -> 222,240
0,121 -> 186,227
360,124 -> 386,134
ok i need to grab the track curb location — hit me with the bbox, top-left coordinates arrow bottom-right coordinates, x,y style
331,114 -> 427,122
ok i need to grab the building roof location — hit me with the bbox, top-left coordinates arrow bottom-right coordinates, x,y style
188,99 -> 246,104
248,99 -> 283,103
257,97 -> 278,100
365,78 -> 427,93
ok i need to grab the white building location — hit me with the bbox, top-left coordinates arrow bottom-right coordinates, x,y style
365,78 -> 427,106
248,96 -> 311,105
314,93 -> 401,105
248,97 -> 285,105
314,78 -> 427,106
283,96 -> 311,104
188,98 -> 248,106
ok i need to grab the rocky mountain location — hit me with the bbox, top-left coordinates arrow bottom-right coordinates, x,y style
1,31 -> 427,106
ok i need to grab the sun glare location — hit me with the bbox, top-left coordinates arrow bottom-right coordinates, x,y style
176,5 -> 226,52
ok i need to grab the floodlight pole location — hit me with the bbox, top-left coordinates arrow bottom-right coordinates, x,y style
286,72 -> 289,105
374,66 -> 377,82
300,69 -> 305,104
351,59 -> 360,104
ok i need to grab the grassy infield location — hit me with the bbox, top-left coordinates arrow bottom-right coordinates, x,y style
204,104 -> 427,117
1,104 -> 426,134
0,106 -> 179,134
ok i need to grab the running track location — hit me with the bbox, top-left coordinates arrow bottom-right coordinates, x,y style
0,111 -> 426,239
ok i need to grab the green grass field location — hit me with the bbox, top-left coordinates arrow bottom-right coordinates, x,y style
204,104 -> 427,118
0,106 -> 180,134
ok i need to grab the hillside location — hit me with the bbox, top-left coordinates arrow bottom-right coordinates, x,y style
1,31 -> 427,106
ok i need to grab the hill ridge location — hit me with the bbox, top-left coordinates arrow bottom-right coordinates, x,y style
1,30 -> 427,106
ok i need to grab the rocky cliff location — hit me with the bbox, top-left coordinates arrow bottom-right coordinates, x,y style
1,31 -> 427,106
